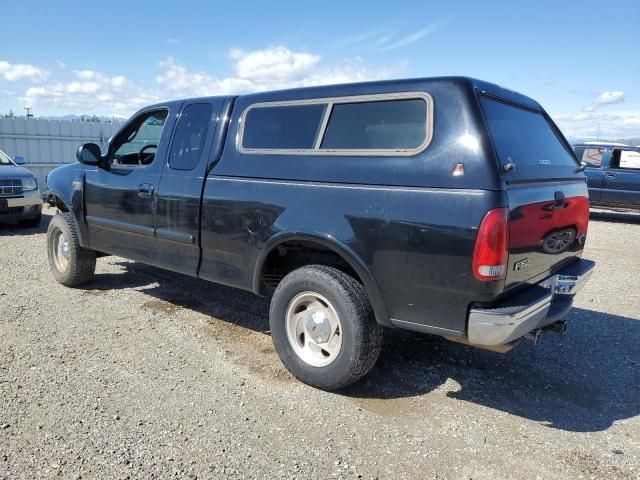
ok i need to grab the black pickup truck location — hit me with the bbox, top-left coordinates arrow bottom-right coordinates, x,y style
46,77 -> 595,390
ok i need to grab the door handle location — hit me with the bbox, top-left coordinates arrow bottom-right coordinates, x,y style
137,183 -> 154,198
604,173 -> 616,179
548,190 -> 566,210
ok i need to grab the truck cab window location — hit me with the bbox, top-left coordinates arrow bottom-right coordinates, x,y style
582,148 -> 604,167
611,149 -> 640,169
168,103 -> 213,170
110,110 -> 168,166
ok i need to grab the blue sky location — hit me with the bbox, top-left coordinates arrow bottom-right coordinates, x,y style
1,0 -> 639,139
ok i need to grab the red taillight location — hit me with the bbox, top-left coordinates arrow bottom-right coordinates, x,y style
472,207 -> 509,281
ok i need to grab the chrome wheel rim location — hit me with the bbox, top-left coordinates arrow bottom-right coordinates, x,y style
51,229 -> 70,273
285,292 -> 342,367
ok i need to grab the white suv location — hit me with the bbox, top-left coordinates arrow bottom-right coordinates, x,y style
0,148 -> 42,227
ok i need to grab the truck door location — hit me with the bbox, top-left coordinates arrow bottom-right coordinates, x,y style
601,148 -> 640,207
153,99 -> 225,275
574,145 -> 606,203
84,105 -> 178,264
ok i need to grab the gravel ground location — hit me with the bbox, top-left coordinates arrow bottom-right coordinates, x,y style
1,207 -> 639,479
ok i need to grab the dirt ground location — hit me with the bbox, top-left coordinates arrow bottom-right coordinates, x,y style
1,207 -> 639,479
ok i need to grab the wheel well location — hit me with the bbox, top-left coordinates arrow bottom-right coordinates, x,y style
260,240 -> 362,291
49,195 -> 69,212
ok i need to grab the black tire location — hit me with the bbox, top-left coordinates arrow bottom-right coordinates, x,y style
269,265 -> 383,390
47,212 -> 96,287
18,213 -> 42,228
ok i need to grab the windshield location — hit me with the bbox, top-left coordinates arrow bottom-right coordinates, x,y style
0,149 -> 13,166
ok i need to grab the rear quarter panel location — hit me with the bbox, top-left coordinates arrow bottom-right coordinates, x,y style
199,177 -> 505,333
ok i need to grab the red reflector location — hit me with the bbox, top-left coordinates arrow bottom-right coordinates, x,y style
452,163 -> 465,176
473,207 -> 509,281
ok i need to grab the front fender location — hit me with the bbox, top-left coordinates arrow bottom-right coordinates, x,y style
46,163 -> 89,248
253,231 -> 392,327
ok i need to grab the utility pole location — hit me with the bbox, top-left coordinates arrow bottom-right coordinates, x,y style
24,107 -> 33,118
596,122 -> 600,141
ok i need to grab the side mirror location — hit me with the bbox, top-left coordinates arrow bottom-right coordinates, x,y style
76,143 -> 102,166
13,156 -> 26,165
578,161 -> 588,171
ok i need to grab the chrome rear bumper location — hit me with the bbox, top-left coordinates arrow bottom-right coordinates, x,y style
467,258 -> 595,346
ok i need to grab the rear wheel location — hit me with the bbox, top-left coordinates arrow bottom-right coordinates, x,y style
47,212 -> 96,287
269,265 -> 383,390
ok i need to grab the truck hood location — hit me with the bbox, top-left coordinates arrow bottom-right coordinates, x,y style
0,164 -> 36,179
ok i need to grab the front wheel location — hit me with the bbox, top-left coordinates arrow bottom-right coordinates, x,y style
47,212 -> 96,287
269,265 -> 383,390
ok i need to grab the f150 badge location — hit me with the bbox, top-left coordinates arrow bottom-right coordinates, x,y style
514,258 -> 529,271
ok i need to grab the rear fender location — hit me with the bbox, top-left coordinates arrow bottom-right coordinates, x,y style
254,231 -> 392,327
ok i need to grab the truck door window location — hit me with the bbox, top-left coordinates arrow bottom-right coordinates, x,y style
611,149 -> 640,170
168,103 -> 213,170
110,110 -> 168,167
581,148 -> 605,167
0,149 -> 12,165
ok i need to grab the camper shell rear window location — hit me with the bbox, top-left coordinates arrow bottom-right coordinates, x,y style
480,94 -> 580,179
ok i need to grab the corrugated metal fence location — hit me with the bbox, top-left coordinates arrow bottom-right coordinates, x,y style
0,117 -> 123,189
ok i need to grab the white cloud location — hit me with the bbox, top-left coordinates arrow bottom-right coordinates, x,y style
299,57 -> 407,87
381,24 -> 439,50
331,29 -> 393,49
0,60 -> 48,82
155,57 -> 254,96
24,86 -> 54,99
372,32 -> 395,47
156,47 -> 405,98
231,46 -> 320,82
594,91 -> 624,105
578,90 -> 627,115
75,70 -> 98,81
19,46 -> 406,117
554,110 -> 640,139
110,76 -> 128,88
66,81 -> 101,94
23,69 -> 146,115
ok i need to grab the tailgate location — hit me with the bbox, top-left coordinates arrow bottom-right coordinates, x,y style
479,94 -> 589,290
506,181 -> 589,288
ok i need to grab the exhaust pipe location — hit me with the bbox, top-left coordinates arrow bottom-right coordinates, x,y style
543,320 -> 567,335
524,329 -> 543,345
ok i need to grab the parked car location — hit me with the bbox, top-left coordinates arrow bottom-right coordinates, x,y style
45,77 -> 594,390
0,148 -> 42,227
573,142 -> 640,210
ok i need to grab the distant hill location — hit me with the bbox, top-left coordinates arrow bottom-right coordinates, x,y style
3,113 -> 127,123
41,114 -> 128,123
567,137 -> 640,147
